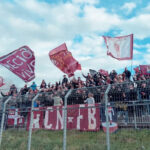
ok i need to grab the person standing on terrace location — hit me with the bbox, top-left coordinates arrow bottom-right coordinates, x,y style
53,92 -> 63,106
84,92 -> 95,104
123,67 -> 131,81
30,82 -> 37,91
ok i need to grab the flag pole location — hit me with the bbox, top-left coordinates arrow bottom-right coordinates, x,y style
130,59 -> 133,76
26,81 -> 29,88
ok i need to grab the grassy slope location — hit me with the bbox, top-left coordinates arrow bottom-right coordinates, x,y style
1,129 -> 150,150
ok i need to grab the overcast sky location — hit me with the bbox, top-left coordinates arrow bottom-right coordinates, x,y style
0,0 -> 150,90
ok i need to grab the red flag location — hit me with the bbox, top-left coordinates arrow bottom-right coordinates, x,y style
0,76 -> 5,87
49,43 -> 81,77
140,65 -> 150,75
134,66 -> 140,73
7,109 -> 25,126
103,34 -> 133,60
0,46 -> 35,82
99,69 -> 109,76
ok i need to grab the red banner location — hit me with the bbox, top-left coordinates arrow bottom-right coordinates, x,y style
7,109 -> 24,126
0,76 -> 5,87
27,107 -> 44,130
49,43 -> 81,77
27,104 -> 100,131
140,65 -> 150,75
0,46 -> 35,82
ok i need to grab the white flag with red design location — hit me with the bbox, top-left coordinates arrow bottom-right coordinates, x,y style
7,109 -> 25,126
103,34 -> 133,60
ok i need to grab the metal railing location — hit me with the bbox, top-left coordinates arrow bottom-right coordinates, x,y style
0,79 -> 150,150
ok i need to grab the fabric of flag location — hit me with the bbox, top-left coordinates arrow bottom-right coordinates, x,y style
0,46 -> 35,82
103,34 -> 133,60
89,69 -> 97,77
140,65 -> 150,75
0,76 -> 5,87
49,43 -> 81,77
134,66 -> 140,73
99,69 -> 109,76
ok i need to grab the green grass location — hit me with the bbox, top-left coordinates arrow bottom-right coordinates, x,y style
1,128 -> 150,150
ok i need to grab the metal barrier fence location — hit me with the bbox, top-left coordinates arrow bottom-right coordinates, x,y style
0,79 -> 150,150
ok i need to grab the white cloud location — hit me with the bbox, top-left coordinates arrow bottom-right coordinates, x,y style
134,43 -> 146,49
82,6 -> 121,33
120,14 -> 150,39
143,54 -> 150,64
142,3 -> 150,13
72,0 -> 99,5
133,49 -> 142,55
14,0 -> 50,15
121,2 -> 136,14
145,44 -> 150,52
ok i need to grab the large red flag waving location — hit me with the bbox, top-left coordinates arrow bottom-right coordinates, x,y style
103,34 -> 133,60
0,46 -> 35,82
49,43 -> 81,77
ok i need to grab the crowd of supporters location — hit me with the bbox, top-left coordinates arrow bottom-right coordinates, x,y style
0,67 -> 150,109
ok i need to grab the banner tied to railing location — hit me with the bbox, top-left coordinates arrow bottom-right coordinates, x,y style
27,104 -> 100,131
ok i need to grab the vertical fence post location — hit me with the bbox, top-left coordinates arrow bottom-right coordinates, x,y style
63,89 -> 72,150
0,96 -> 12,147
133,102 -> 137,129
27,93 -> 39,150
105,84 -> 111,150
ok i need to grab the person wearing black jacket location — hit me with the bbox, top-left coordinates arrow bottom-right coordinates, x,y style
125,84 -> 137,101
140,82 -> 149,99
20,84 -> 29,95
123,67 -> 131,81
62,75 -> 68,85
